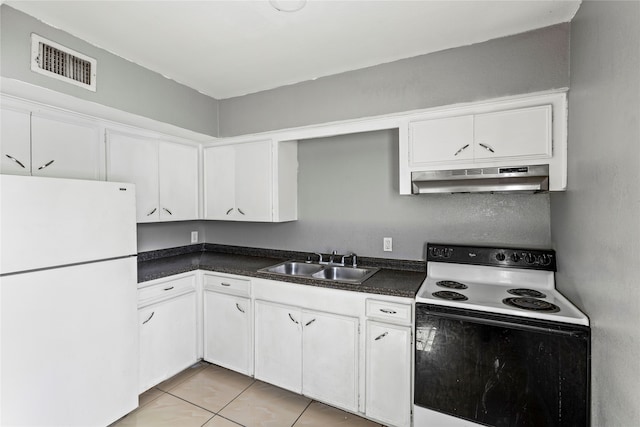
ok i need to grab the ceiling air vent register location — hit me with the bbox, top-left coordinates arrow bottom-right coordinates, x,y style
30,34 -> 97,92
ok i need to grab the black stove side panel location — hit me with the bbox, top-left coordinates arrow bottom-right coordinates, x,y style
414,304 -> 590,427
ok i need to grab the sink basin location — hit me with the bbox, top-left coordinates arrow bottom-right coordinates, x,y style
258,261 -> 379,284
311,266 -> 379,283
261,261 -> 324,276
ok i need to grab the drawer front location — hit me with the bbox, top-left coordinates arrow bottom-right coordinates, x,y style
138,275 -> 196,307
203,273 -> 250,296
366,299 -> 412,325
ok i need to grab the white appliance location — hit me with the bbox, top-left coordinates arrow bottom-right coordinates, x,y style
414,244 -> 590,427
1,175 -> 139,426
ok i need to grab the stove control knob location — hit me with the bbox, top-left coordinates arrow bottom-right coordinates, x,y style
495,253 -> 506,262
524,253 -> 536,264
538,254 -> 551,265
510,253 -> 521,262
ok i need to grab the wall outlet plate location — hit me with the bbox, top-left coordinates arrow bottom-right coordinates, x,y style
383,237 -> 392,252
191,231 -> 198,243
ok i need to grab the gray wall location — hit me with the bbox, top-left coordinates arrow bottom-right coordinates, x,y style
550,2 -> 640,425
204,130 -> 551,260
218,24 -> 569,136
137,221 -> 206,253
0,5 -> 219,136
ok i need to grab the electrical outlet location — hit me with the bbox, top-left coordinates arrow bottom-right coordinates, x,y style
191,231 -> 198,243
383,237 -> 393,252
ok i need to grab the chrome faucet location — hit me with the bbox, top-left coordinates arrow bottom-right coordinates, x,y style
329,250 -> 338,264
314,252 -> 325,264
341,253 -> 354,265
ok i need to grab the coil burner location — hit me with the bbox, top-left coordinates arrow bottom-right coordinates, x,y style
503,297 -> 560,313
433,291 -> 468,301
436,280 -> 468,290
507,288 -> 547,298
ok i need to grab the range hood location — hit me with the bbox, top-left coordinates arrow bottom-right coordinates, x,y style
411,165 -> 549,194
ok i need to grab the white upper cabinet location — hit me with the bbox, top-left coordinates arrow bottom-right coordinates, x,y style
1,107 -> 31,176
204,139 -> 297,222
107,130 -> 199,223
31,113 -> 102,180
473,105 -> 552,161
410,104 -> 552,166
158,142 -> 199,221
410,115 -> 474,165
1,104 -> 102,180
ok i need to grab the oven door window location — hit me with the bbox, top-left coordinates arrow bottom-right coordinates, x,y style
415,304 -> 589,427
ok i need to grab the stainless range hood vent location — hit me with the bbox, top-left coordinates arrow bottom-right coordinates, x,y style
411,165 -> 549,194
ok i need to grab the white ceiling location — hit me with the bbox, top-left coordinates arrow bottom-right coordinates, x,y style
7,0 -> 581,100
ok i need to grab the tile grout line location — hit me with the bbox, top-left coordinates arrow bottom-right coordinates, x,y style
213,377 -> 258,416
290,399 -> 314,427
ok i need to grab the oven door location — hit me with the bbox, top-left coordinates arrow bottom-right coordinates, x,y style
414,303 -> 590,427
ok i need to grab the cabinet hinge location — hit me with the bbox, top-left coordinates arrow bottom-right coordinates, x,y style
358,324 -> 361,335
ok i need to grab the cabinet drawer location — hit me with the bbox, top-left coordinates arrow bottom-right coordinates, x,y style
138,275 -> 196,307
366,299 -> 412,325
203,273 -> 250,296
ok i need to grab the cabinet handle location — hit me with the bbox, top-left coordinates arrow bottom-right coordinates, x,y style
162,207 -> 173,215
5,154 -> 26,169
37,159 -> 55,170
226,208 -> 233,215
142,311 -> 155,324
220,282 -> 231,287
236,303 -> 245,313
380,308 -> 397,314
453,144 -> 470,156
163,286 -> 174,291
288,313 -> 299,324
375,332 -> 388,341
237,208 -> 246,215
305,318 -> 316,327
147,208 -> 157,216
478,143 -> 496,153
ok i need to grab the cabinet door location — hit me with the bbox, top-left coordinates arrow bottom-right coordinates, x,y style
254,300 -> 302,393
1,107 -> 31,175
302,310 -> 359,413
139,291 -> 198,393
158,142 -> 199,221
203,291 -> 252,375
365,321 -> 412,427
31,113 -> 101,180
204,145 -> 236,220
235,141 -> 273,221
107,131 -> 160,222
409,115 -> 474,165
474,105 -> 552,161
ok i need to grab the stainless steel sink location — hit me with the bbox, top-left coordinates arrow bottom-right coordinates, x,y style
262,261 -> 324,276
311,266 -> 379,283
258,261 -> 379,284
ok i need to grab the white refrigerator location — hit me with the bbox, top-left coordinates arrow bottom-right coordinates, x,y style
0,175 -> 139,426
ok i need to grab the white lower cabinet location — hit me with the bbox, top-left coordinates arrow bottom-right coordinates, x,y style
301,310 -> 359,412
138,274 -> 198,393
203,290 -> 253,376
254,300 -> 303,392
254,300 -> 359,413
365,320 -> 412,427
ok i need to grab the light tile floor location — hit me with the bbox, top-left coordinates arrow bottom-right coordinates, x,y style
112,362 -> 383,427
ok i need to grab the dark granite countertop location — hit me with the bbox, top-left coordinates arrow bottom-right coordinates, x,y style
138,244 -> 426,298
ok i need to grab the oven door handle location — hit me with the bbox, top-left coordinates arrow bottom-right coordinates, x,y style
423,310 -> 589,338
